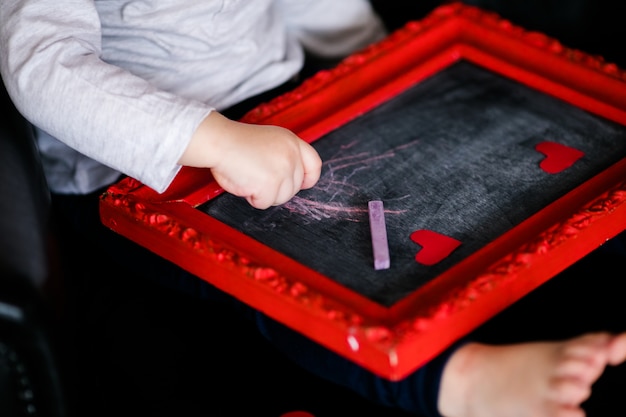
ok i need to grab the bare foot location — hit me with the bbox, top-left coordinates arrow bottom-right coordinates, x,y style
438,332 -> 626,417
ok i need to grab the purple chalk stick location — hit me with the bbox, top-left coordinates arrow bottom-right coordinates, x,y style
368,200 -> 390,270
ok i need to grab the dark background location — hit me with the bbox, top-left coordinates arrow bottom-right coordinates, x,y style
55,2 -> 626,416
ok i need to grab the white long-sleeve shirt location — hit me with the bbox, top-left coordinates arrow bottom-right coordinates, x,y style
0,0 -> 385,194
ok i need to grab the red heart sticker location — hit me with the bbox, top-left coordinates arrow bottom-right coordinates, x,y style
410,230 -> 461,266
535,141 -> 584,174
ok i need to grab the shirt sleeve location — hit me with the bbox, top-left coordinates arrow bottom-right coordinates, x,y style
0,0 -> 213,193
277,0 -> 388,58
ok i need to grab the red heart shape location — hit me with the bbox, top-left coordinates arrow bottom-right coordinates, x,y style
535,141 -> 584,174
410,230 -> 461,266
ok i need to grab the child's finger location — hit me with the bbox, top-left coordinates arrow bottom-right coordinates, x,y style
608,333 -> 626,365
299,141 -> 322,190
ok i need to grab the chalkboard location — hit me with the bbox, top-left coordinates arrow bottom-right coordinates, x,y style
199,61 -> 626,307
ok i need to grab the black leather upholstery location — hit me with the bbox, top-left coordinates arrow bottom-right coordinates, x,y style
0,80 -> 69,417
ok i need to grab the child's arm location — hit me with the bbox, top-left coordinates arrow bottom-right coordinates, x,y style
0,0 -> 213,194
1,0 -> 321,204
180,111 -> 322,209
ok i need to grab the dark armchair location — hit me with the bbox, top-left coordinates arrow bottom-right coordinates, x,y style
0,80 -> 70,417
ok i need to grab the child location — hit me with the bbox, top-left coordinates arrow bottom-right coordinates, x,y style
1,1 -> 625,415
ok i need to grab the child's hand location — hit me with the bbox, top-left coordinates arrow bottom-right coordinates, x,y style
181,111 -> 322,209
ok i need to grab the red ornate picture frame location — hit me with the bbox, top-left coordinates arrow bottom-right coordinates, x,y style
100,3 -> 626,380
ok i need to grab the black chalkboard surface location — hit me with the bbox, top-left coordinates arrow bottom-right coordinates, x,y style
199,61 -> 626,307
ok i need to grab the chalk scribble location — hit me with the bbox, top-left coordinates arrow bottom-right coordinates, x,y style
276,138 -> 421,222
